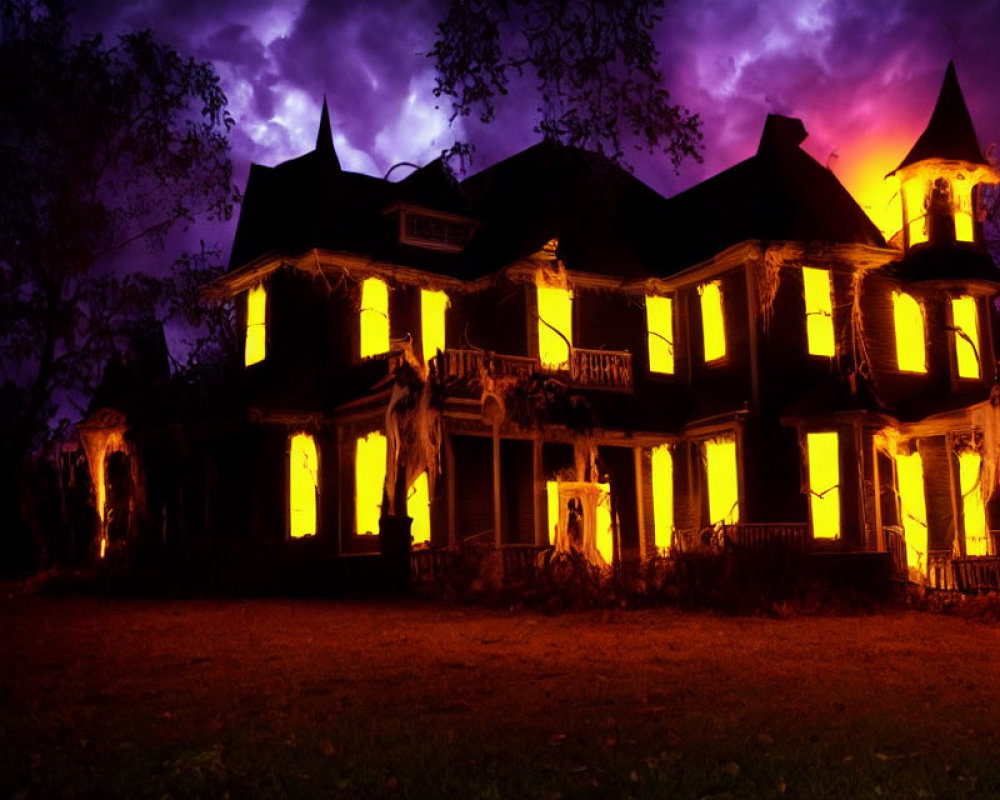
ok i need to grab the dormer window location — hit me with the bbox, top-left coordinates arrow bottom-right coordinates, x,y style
892,291 -> 926,373
537,281 -> 573,370
698,281 -> 726,362
951,295 -> 981,379
645,295 -> 675,374
244,283 -> 267,366
802,267 -> 835,357
420,289 -> 448,364
360,277 -> 390,358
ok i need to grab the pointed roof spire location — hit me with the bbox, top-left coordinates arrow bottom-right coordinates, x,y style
315,95 -> 341,168
891,61 -> 988,173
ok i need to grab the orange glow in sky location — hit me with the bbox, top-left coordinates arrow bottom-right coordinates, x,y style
832,135 -> 908,242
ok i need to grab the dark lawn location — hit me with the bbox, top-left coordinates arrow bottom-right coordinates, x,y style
1,596 -> 998,799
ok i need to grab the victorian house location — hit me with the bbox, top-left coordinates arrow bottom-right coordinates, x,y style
81,63 -> 1000,591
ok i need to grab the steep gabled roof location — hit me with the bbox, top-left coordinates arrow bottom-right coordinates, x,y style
891,61 -> 988,173
460,140 -> 670,279
655,114 -> 886,272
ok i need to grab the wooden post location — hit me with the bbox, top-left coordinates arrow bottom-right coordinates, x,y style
871,432 -> 885,552
633,447 -> 647,561
493,426 -> 502,549
533,438 -> 547,546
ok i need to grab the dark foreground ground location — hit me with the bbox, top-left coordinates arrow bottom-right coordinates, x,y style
1,597 -> 998,799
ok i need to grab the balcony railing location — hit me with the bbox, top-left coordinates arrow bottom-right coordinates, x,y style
432,348 -> 633,393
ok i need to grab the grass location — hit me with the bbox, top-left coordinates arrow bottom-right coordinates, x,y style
1,596 -> 999,798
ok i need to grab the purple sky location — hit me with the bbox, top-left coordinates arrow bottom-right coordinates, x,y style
72,0 -> 1000,257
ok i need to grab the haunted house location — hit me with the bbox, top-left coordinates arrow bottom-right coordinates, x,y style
81,62 -> 1000,590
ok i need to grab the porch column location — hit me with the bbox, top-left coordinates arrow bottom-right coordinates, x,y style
492,426 -> 502,549
533,438 -> 547,545
633,447 -> 647,560
445,434 -> 456,547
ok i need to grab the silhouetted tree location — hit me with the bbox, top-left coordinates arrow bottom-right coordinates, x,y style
0,0 -> 236,571
430,0 -> 702,169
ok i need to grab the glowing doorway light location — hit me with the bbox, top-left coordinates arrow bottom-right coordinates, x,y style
951,296 -> 980,379
420,289 -> 448,364
896,450 -> 928,574
289,433 -> 318,537
595,483 -> 613,565
802,267 -> 835,357
806,432 -> 840,539
356,431 -> 387,536
892,291 -> 926,373
360,277 -> 389,358
959,451 -> 988,556
705,438 -> 739,525
650,444 -> 674,552
537,284 -> 573,369
245,283 -> 267,366
645,295 -> 674,374
407,471 -> 431,545
698,281 -> 726,362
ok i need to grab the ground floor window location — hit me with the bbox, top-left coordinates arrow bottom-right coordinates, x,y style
289,433 -> 318,538
356,431 -> 387,536
407,471 -> 431,545
806,432 -> 840,539
958,451 -> 989,555
895,450 -> 928,572
705,437 -> 739,525
650,444 -> 674,552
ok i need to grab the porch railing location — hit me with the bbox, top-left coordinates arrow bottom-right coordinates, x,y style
952,556 -> 1000,593
432,348 -> 633,392
927,550 -> 954,590
410,547 -> 458,583
501,543 -> 551,584
883,526 -> 908,580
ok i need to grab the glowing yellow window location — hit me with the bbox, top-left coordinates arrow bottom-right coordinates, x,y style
698,281 -> 726,362
651,444 -> 674,552
407,471 -> 431,545
892,291 -> 926,373
595,483 -> 613,565
546,480 -> 559,544
420,289 -> 448,364
959,451 -> 989,556
360,277 -> 390,358
289,433 -> 318,538
245,283 -> 267,366
705,438 -> 739,525
355,431 -> 387,536
537,284 -> 573,369
802,267 -> 835,357
903,178 -> 929,246
951,295 -> 980,379
954,182 -> 975,242
806,432 -> 840,539
896,450 -> 928,573
645,295 -> 674,374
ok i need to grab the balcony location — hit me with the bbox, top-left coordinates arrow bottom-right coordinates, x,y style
432,348 -> 633,393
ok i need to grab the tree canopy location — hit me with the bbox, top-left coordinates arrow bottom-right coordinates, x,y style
430,0 -> 702,169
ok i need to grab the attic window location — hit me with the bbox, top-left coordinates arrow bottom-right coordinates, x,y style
698,281 -> 726,362
355,431 -> 387,536
537,283 -> 573,369
401,212 -> 472,252
421,289 -> 448,364
650,444 -> 674,552
802,268 -> 835,357
244,283 -> 266,366
892,291 -> 926,373
951,295 -> 981,379
806,431 -> 840,539
360,277 -> 390,358
289,433 -> 318,538
645,295 -> 675,374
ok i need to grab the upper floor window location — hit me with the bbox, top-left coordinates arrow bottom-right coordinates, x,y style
698,281 -> 726,362
645,295 -> 675,374
951,295 -> 981,379
360,277 -> 390,358
902,175 -> 976,247
806,431 -> 840,539
289,433 -> 318,538
802,267 -> 835,357
244,283 -> 267,366
537,282 -> 573,369
421,289 -> 448,364
892,291 -> 926,373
